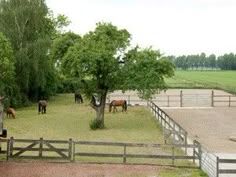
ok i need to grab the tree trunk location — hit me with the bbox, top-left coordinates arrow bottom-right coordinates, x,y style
90,92 -> 107,129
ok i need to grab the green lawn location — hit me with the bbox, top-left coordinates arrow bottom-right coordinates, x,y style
1,93 -> 207,177
166,70 -> 236,94
4,94 -> 164,143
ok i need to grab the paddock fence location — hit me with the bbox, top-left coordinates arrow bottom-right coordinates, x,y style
147,100 -> 236,177
73,140 -> 201,166
107,90 -> 236,107
0,137 -> 201,167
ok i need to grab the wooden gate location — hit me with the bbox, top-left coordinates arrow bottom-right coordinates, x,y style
7,137 -> 73,161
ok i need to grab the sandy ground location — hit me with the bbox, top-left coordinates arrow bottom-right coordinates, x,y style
0,162 -> 163,177
163,107 -> 236,153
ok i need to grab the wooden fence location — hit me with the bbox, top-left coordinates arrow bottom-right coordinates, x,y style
2,137 -> 73,161
107,90 -> 236,107
73,140 -> 201,166
216,157 -> 236,177
148,101 -> 188,149
0,137 -> 201,167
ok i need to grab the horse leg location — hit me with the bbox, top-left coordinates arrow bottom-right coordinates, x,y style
38,104 -> 41,114
43,106 -> 46,114
114,106 -> 117,112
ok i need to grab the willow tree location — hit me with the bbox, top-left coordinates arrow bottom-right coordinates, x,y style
0,0 -> 68,103
62,22 -> 175,129
0,32 -> 15,98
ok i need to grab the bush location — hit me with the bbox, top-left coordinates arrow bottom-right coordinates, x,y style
89,119 -> 103,130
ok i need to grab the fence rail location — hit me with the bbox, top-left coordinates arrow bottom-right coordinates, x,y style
6,137 -> 73,161
148,101 -> 188,148
0,137 -> 200,167
108,90 -> 236,107
216,157 -> 236,177
73,140 -> 200,166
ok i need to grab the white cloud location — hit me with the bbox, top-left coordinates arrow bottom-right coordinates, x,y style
47,0 -> 236,56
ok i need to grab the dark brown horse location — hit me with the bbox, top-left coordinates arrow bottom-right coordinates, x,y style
38,100 -> 47,114
109,100 -> 127,112
75,92 -> 83,103
6,107 -> 16,118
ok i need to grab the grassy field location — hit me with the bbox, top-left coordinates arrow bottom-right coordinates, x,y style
4,94 -> 164,142
166,70 -> 236,94
1,93 -> 207,177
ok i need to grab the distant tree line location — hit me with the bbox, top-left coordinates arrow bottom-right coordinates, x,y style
169,53 -> 236,70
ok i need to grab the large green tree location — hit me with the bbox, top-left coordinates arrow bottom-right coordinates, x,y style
62,22 -> 175,128
0,0 -> 68,103
0,32 -> 15,96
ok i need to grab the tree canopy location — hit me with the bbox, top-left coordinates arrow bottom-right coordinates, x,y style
0,32 -> 15,96
59,22 -> 175,128
0,0 -> 69,104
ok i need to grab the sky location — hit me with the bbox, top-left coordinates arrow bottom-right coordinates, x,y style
46,0 -> 236,56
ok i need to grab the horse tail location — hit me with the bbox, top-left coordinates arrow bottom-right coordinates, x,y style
109,101 -> 113,112
11,109 -> 16,118
124,100 -> 127,111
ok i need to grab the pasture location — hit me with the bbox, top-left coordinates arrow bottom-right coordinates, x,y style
4,94 -> 164,142
166,70 -> 236,94
1,93 -> 207,177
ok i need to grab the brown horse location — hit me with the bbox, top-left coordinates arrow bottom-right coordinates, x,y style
109,100 -> 127,112
38,100 -> 47,114
6,107 -> 16,118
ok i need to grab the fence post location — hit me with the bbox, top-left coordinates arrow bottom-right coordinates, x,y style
193,143 -> 195,164
39,138 -> 43,158
167,96 -> 170,107
198,143 -> 202,169
180,90 -> 183,107
72,141 -> 76,162
6,139 -> 10,160
9,137 -> 13,157
123,144 -> 127,163
229,96 -> 231,107
216,156 -> 219,177
128,95 -> 130,106
184,132 -> 188,154
211,90 -> 214,107
172,146 -> 175,165
68,138 -> 73,162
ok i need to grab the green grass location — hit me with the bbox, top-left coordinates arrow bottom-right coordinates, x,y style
159,167 -> 208,177
166,70 -> 236,94
1,93 -> 207,176
4,94 -> 164,142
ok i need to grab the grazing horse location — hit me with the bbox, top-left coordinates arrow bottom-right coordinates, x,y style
109,100 -> 127,112
38,100 -> 47,114
6,107 -> 16,118
75,92 -> 83,103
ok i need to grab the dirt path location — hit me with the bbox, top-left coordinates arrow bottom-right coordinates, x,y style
0,162 -> 163,177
